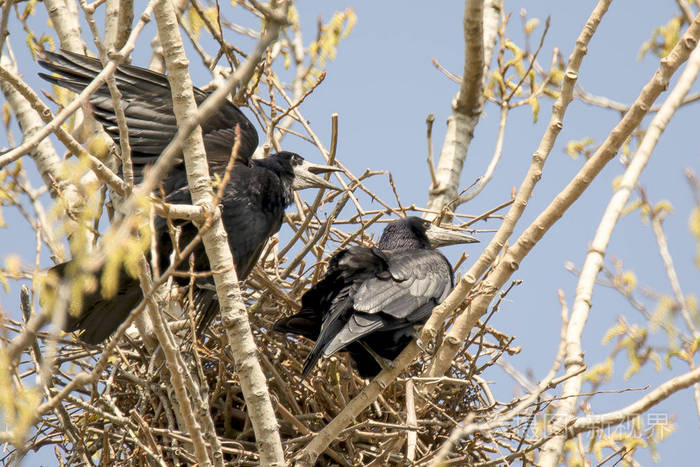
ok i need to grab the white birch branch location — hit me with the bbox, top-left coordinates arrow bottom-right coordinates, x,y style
424,0 -> 500,219
0,56 -> 71,205
570,365 -> 700,435
137,260 -> 213,467
7,0 -> 88,215
152,0 -> 286,464
104,0 -> 133,53
539,37 -> 700,467
43,0 -> 85,54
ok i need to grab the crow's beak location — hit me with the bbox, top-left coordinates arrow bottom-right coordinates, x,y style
292,160 -> 342,191
425,224 -> 479,247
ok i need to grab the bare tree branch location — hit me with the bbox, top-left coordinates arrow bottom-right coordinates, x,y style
539,37 -> 700,466
152,0 -> 287,464
571,365 -> 700,434
421,0 -> 613,346
427,10 -> 700,381
424,0 -> 500,219
43,0 -> 86,54
429,296 -> 571,465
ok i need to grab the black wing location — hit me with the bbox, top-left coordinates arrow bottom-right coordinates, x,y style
38,50 -> 258,177
301,246 -> 390,313
274,245 -> 390,331
273,246 -> 387,375
281,247 -> 453,379
320,249 -> 453,358
49,261 -> 143,345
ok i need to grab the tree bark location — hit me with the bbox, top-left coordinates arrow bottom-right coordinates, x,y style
424,0 -> 500,219
152,1 -> 285,464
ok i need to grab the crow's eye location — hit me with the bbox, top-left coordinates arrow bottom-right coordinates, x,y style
291,154 -> 304,166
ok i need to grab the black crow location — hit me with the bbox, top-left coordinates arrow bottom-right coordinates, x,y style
274,217 -> 478,379
39,51 -> 339,344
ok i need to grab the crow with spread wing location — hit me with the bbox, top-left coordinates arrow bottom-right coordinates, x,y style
39,50 -> 340,343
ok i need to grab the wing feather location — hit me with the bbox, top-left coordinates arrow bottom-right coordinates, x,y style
284,246 -> 455,379
354,250 -> 452,319
38,50 -> 259,174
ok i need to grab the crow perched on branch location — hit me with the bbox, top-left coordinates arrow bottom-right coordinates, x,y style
39,50 -> 340,344
274,217 -> 478,379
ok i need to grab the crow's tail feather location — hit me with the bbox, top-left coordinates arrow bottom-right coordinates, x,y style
48,261 -> 142,344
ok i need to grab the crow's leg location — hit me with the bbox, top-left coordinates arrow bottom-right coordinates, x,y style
359,341 -> 395,372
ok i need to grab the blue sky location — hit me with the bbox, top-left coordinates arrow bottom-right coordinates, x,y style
1,0 -> 699,464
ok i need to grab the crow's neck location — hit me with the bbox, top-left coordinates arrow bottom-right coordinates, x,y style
279,175 -> 294,208
253,158 -> 295,208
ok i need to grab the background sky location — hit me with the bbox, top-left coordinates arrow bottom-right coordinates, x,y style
1,0 -> 699,465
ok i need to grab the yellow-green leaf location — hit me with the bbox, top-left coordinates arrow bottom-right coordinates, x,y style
565,137 -> 595,160
187,7 -> 205,40
602,322 -> 627,344
638,16 -> 682,60
654,200 -> 673,215
620,270 -> 636,293
583,359 -> 614,384
2,103 -> 11,129
524,18 -> 539,35
690,207 -> 700,237
527,96 -> 539,123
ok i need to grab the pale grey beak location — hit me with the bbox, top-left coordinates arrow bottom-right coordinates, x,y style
425,223 -> 479,247
292,160 -> 342,191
